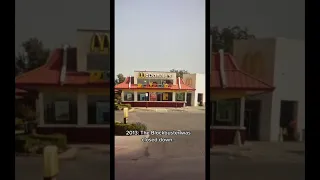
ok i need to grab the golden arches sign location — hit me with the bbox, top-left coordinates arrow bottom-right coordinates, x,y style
90,33 -> 110,54
138,72 -> 146,78
185,78 -> 192,86
241,52 -> 265,78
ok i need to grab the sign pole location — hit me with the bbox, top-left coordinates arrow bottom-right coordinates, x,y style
145,93 -> 149,108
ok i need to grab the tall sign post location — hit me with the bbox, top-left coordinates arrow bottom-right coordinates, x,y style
145,93 -> 149,108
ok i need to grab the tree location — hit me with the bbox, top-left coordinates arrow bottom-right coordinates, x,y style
210,26 -> 255,53
115,73 -> 126,84
169,69 -> 189,78
15,38 -> 50,76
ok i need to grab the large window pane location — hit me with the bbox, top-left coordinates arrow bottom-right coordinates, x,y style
43,93 -> 77,124
88,95 -> 110,124
176,93 -> 185,101
213,99 -> 240,126
137,92 -> 149,101
124,91 -> 134,101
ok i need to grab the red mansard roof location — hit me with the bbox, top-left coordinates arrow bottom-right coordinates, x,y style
15,48 -> 110,88
115,77 -> 195,91
211,53 -> 274,91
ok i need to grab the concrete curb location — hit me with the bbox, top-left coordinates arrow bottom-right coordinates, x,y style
59,147 -> 78,160
210,145 -> 252,158
69,144 -> 110,152
129,108 -> 135,112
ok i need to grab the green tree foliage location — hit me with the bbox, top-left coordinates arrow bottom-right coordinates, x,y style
115,73 -> 126,84
210,26 -> 255,53
169,69 -> 189,78
15,38 -> 50,76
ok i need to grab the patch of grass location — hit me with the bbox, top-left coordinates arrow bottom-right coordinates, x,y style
115,122 -> 147,136
115,103 -> 132,110
15,133 -> 67,154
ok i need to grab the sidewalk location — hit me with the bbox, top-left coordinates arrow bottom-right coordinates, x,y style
131,107 -> 205,113
211,142 -> 305,162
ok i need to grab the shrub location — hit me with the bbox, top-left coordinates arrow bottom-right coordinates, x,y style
115,104 -> 123,110
15,134 -> 67,154
15,118 -> 25,130
115,104 -> 131,111
122,104 -> 132,109
115,122 -> 147,135
15,118 -> 24,125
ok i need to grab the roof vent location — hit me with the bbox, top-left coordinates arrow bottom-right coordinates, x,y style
219,49 -> 227,88
60,44 -> 70,85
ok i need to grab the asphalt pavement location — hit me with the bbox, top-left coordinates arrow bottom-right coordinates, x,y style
15,149 -> 110,180
210,155 -> 305,180
115,111 -> 206,180
115,111 -> 206,159
16,111 -> 304,180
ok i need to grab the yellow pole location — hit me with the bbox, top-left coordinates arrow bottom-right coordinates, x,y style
123,107 -> 129,124
43,146 -> 59,180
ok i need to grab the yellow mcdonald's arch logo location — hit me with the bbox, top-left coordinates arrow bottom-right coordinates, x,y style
89,71 -> 105,82
241,52 -> 265,78
138,72 -> 146,78
90,33 -> 110,54
185,78 -> 192,86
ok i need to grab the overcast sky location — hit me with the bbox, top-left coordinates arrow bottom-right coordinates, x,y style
15,0 -> 304,75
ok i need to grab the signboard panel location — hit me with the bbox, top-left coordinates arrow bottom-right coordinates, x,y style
138,72 -> 173,79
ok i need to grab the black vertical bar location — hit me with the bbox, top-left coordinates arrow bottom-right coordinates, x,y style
205,0 -> 211,179
109,0 -> 115,180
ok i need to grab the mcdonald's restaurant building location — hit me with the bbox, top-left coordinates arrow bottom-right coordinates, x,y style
15,29 -> 111,144
115,71 -> 205,107
210,38 -> 305,146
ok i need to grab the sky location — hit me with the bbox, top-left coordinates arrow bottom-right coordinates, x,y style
15,0 -> 304,76
115,0 -> 205,76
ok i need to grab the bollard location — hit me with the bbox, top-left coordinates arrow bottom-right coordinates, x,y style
233,130 -> 242,146
43,146 -> 59,180
279,128 -> 283,142
123,107 -> 128,124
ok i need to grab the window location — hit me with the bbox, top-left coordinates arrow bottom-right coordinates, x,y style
88,95 -> 110,124
137,92 -> 149,101
197,93 -> 203,103
158,92 -> 172,101
213,99 -> 240,126
124,91 -> 134,101
55,101 -> 70,121
43,93 -> 77,124
176,93 -> 185,101
150,92 -> 157,101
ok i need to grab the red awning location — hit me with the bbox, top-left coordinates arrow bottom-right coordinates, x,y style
115,77 -> 194,91
210,53 -> 274,91
15,48 -> 109,88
